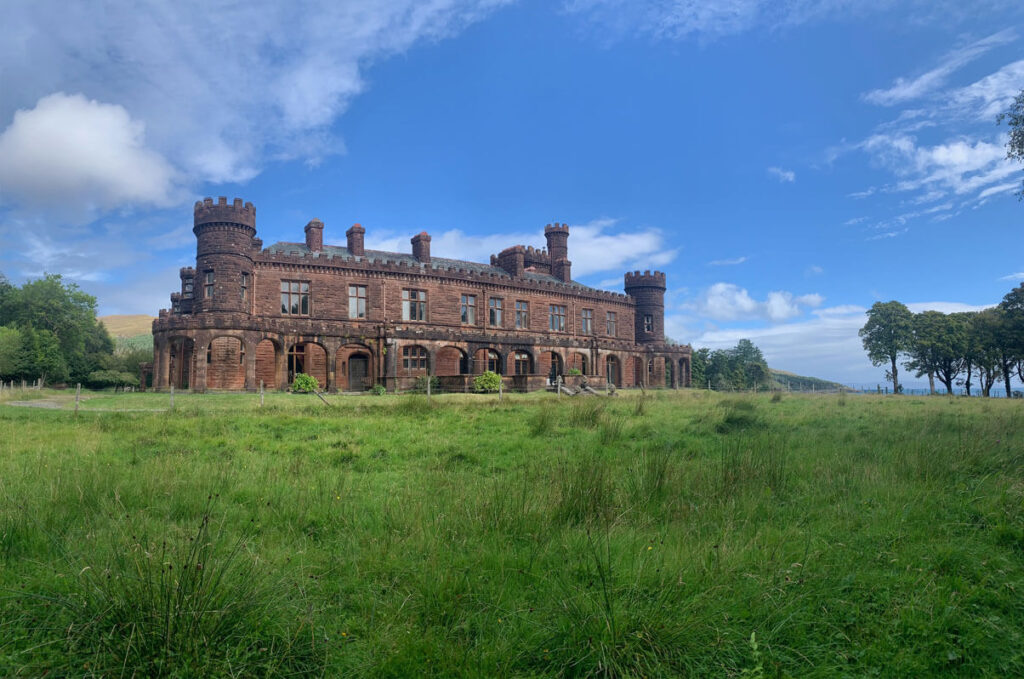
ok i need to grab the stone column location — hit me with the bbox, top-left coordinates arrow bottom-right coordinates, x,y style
243,337 -> 257,391
156,337 -> 170,390
276,338 -> 288,390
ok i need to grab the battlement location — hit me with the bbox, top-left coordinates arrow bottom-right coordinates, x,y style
179,266 -> 195,278
544,223 -> 569,234
624,270 -> 667,288
194,196 -> 256,228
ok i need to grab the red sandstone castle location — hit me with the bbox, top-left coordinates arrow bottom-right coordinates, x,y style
150,197 -> 691,392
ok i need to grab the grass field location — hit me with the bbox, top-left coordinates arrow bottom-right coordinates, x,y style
1,389 -> 1023,677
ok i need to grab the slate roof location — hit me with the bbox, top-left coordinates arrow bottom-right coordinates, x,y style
263,242 -> 612,295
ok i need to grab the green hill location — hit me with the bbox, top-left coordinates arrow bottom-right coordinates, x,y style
770,368 -> 847,392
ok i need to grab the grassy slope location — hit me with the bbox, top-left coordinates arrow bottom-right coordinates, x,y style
99,314 -> 155,337
1,390 -> 1022,676
769,369 -> 847,391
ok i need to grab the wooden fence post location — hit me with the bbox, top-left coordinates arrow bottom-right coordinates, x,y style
170,385 -> 175,409
260,380 -> 264,408
74,383 -> 81,416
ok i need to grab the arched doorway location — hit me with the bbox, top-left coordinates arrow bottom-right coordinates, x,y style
665,359 -> 675,388
334,344 -> 376,391
255,339 -> 280,390
547,351 -> 563,384
288,342 -> 328,388
570,352 -> 587,375
605,355 -> 620,387
168,337 -> 195,389
207,336 -> 245,390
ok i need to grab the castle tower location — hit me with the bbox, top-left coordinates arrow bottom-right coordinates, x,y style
624,270 -> 666,344
544,223 -> 571,282
193,197 -> 257,314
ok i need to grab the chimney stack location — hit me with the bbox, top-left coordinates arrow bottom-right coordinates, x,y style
304,219 -> 324,252
346,223 -> 365,257
411,231 -> 431,262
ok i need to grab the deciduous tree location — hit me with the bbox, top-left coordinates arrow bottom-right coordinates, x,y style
998,89 -> 1024,197
860,301 -> 913,394
905,310 -> 967,395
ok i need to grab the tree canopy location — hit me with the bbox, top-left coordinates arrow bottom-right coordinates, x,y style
0,273 -> 115,385
860,301 -> 914,393
999,89 -> 1024,197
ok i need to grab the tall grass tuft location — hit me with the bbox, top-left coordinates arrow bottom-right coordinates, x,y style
554,455 -> 615,525
568,399 -> 606,429
22,510 -> 323,677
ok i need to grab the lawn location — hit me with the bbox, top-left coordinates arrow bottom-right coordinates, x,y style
1,389 -> 1022,677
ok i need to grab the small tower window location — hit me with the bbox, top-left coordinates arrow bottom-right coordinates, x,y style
643,314 -> 653,333
183,278 -> 194,299
241,272 -> 250,301
204,271 -> 214,299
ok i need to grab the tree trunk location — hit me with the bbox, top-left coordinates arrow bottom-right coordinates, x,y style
964,361 -> 972,397
927,371 -> 935,395
890,356 -> 900,394
939,374 -> 954,395
1002,353 -> 1013,398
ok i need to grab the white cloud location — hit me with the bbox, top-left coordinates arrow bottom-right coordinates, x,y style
843,217 -> 867,226
977,182 -> 1019,199
863,29 -> 1016,106
688,283 -> 823,322
564,0 -> 1023,41
806,265 -> 824,276
1000,272 -> 1024,281
948,59 -> 1024,120
708,256 -> 747,266
767,166 -> 796,183
0,0 -> 510,197
364,217 -> 678,278
905,301 -> 991,314
0,93 -> 178,220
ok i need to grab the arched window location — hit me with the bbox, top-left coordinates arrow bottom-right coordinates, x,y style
514,351 -> 532,375
486,350 -> 501,374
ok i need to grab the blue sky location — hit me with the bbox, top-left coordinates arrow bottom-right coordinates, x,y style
2,0 -> 1023,386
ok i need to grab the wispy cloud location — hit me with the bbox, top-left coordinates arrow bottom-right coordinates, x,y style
1000,272 -> 1024,281
708,256 -> 748,266
863,29 -> 1016,106
767,166 -> 796,183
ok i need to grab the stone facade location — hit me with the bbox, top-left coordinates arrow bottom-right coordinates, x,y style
151,197 -> 692,392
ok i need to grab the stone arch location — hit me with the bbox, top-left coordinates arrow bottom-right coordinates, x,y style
546,351 -> 564,383
507,347 -> 534,375
206,335 -> 246,390
473,347 -> 503,374
663,357 -> 675,388
287,341 -> 328,388
336,343 -> 376,391
569,351 -> 588,375
604,354 -> 621,387
167,335 -> 195,389
255,338 -> 282,390
679,357 -> 691,388
436,345 -> 469,376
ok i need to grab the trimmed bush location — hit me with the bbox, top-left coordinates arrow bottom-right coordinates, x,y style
290,373 -> 318,393
473,370 -> 501,393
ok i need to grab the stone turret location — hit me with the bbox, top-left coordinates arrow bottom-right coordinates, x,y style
545,223 -> 571,282
624,270 -> 666,344
412,231 -> 431,262
192,197 -> 257,314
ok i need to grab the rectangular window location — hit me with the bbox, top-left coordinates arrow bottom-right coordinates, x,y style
402,289 -> 427,321
606,311 -> 617,337
402,345 -> 428,371
515,301 -> 529,329
280,280 -> 310,315
514,351 -> 531,375
581,308 -> 593,334
241,272 -> 250,301
183,278 -> 194,299
644,314 -> 654,333
461,294 -> 476,324
349,284 -> 367,319
204,271 -> 214,299
488,298 -> 503,327
549,304 -> 566,332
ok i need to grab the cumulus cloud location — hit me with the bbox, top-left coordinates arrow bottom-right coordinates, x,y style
0,0 -> 511,204
767,166 -> 795,183
863,29 -> 1016,106
0,93 -> 178,220
364,217 -> 678,278
688,283 -> 823,322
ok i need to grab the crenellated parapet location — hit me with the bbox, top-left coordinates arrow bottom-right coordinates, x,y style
624,270 -> 667,289
193,196 -> 255,231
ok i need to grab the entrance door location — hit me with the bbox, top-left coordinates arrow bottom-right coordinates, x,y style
349,355 -> 369,390
606,356 -> 620,386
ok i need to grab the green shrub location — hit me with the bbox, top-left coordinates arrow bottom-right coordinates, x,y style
86,369 -> 139,390
474,370 -> 501,393
370,383 -> 387,396
567,367 -> 582,376
290,373 -> 318,393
